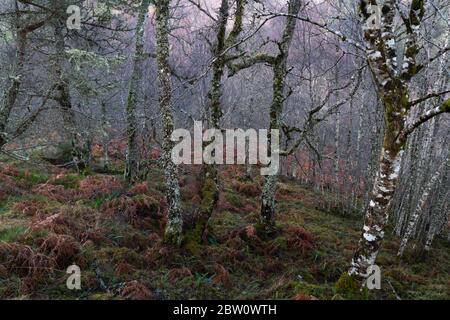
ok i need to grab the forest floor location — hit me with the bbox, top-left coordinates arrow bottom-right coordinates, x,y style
0,156 -> 449,300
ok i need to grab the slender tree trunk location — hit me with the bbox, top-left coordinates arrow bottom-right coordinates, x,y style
424,188 -> 449,251
395,129 -> 420,235
155,0 -> 183,245
245,134 -> 252,179
333,110 -> 341,209
343,105 -> 353,214
54,17 -> 83,171
424,146 -> 450,251
125,1 -> 148,183
101,101 -> 110,171
398,149 -> 449,256
352,99 -> 364,212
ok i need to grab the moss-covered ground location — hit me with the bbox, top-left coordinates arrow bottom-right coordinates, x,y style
0,159 -> 448,300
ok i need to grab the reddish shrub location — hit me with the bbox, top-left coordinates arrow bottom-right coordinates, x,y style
47,171 -> 76,187
32,184 -> 76,203
229,225 -> 259,242
121,280 -> 154,300
242,202 -> 257,213
143,247 -> 158,266
212,263 -> 231,289
0,264 -> 7,277
90,144 -> 104,158
143,244 -> 174,266
232,181 -> 261,197
37,233 -> 80,267
0,242 -> 54,277
263,258 -> 283,274
223,248 -> 247,266
182,188 -> 202,203
150,147 -> 162,160
121,232 -> 150,251
0,173 -> 23,199
180,176 -> 202,203
222,165 -> 244,180
292,293 -> 318,300
167,267 -> 192,282
101,195 -> 163,228
128,182 -> 149,195
244,225 -> 257,240
78,175 -> 122,198
285,226 -> 314,254
148,233 -> 161,242
115,262 -> 136,277
108,139 -> 127,160
32,212 -> 76,235
31,207 -> 99,243
12,199 -> 45,217
0,164 -> 20,177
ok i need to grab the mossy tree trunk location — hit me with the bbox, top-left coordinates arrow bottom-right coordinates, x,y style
227,0 -> 302,235
155,0 -> 184,245
125,0 -> 149,184
187,0 -> 246,249
345,0 -> 450,287
259,0 -> 301,234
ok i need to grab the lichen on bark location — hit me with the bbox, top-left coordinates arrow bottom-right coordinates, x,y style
155,0 -> 184,246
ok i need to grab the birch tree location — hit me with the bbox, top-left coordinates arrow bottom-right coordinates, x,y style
397,146 -> 450,256
340,0 -> 450,289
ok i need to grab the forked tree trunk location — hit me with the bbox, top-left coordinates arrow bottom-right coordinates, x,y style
338,1 -> 440,293
193,0 -> 229,246
185,0 -> 246,250
259,0 -> 301,234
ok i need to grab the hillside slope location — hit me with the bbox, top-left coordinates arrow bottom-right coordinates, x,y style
0,161 -> 449,300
